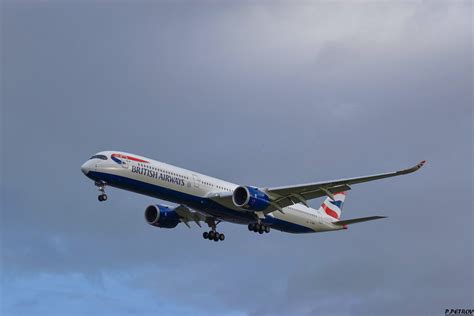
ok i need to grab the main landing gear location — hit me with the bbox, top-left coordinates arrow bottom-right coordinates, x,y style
202,230 -> 225,242
95,182 -> 108,202
202,219 -> 225,242
248,223 -> 270,234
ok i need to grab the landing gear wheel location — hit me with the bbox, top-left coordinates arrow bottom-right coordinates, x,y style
98,194 -> 107,202
203,230 -> 226,242
205,219 -> 225,242
264,226 -> 271,233
248,223 -> 254,231
258,227 -> 264,234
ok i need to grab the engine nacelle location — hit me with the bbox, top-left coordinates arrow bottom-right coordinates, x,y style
232,186 -> 271,212
144,204 -> 180,229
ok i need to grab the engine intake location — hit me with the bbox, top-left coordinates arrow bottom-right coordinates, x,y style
144,204 -> 180,229
232,186 -> 271,212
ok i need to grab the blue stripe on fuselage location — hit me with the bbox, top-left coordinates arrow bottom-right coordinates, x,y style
262,216 -> 314,233
86,171 -> 315,233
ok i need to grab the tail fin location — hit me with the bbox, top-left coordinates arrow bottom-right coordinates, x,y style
319,192 -> 346,220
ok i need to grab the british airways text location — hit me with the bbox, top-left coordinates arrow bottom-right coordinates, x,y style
131,165 -> 185,186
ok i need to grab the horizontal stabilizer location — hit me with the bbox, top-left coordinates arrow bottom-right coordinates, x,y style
334,216 -> 387,226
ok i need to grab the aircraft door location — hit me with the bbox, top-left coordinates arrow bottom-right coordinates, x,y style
192,174 -> 200,188
121,156 -> 130,169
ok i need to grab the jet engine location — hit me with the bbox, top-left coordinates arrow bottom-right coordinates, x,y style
232,186 -> 271,212
144,204 -> 180,228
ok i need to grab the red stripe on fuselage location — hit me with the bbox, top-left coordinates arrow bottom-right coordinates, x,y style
322,204 -> 339,219
112,153 -> 149,163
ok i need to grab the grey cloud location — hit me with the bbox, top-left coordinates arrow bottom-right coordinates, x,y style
1,1 -> 472,316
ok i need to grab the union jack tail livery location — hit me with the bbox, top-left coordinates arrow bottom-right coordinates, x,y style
319,192 -> 346,220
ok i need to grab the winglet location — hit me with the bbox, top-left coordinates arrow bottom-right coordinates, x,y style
397,160 -> 426,175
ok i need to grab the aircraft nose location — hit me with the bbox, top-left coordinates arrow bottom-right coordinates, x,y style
81,161 -> 91,175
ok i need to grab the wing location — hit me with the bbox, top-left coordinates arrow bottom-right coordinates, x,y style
263,160 -> 426,211
174,204 -> 217,228
208,160 -> 425,214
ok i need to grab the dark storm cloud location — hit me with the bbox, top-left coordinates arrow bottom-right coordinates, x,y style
1,1 -> 472,315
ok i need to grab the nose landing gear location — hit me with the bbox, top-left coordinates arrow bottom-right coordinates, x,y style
95,182 -> 108,202
248,223 -> 270,234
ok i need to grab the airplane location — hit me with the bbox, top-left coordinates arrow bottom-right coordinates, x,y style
81,151 -> 425,242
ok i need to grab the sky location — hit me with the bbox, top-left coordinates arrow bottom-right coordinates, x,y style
1,1 -> 472,315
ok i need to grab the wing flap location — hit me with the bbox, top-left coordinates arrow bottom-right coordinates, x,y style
269,184 -> 352,209
174,204 -> 210,227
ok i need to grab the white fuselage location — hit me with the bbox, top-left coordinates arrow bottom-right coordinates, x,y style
81,151 -> 343,233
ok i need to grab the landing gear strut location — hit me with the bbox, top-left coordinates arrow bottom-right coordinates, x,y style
95,182 -> 108,202
248,223 -> 270,234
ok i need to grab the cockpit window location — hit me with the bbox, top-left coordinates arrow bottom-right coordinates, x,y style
90,154 -> 108,160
